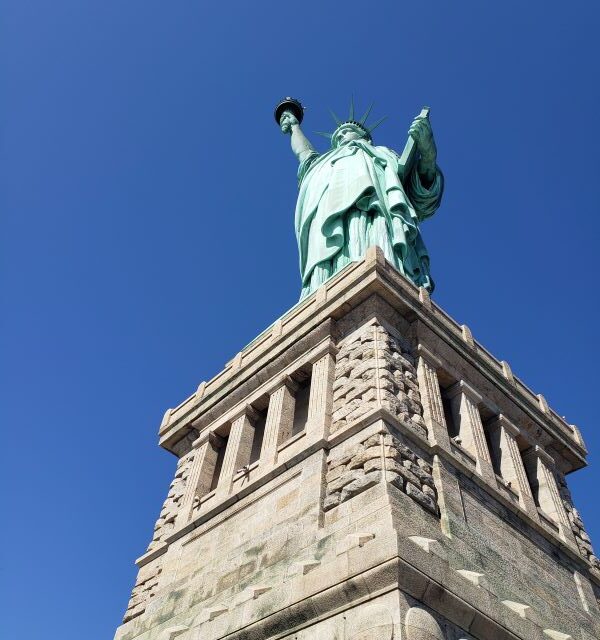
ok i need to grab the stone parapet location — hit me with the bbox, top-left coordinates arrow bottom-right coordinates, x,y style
159,249 -> 583,465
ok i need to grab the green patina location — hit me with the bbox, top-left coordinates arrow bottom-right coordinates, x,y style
279,100 -> 444,299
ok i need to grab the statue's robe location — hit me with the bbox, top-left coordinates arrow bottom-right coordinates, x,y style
295,139 -> 443,299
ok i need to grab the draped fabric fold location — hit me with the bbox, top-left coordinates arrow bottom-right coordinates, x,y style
295,139 -> 444,299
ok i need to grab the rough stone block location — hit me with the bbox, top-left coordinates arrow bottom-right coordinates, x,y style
416,458 -> 432,474
332,375 -> 349,392
349,357 -> 378,380
406,461 -> 435,488
343,381 -> 375,404
328,451 -> 353,468
323,492 -> 341,511
328,469 -> 364,494
387,471 -> 404,491
325,464 -> 346,484
340,471 -> 381,503
345,404 -> 373,424
397,443 -> 417,462
332,399 -> 363,423
422,484 -> 436,499
405,482 -> 437,513
394,463 -> 421,486
348,445 -> 386,470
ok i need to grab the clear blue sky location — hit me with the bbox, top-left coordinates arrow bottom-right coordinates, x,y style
2,2 -> 599,638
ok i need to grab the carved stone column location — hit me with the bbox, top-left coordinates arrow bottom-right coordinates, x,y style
260,378 -> 297,469
217,407 -> 258,498
523,445 -> 577,546
176,430 -> 223,527
488,415 -> 539,520
306,347 -> 336,440
447,380 -> 496,484
416,344 -> 450,450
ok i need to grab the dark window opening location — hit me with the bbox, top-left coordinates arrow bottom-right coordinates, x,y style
209,434 -> 228,492
249,408 -> 267,464
523,453 -> 541,507
484,423 -> 502,476
292,378 -> 311,435
442,395 -> 459,439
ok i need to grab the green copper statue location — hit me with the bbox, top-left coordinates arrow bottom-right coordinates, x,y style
276,98 -> 444,299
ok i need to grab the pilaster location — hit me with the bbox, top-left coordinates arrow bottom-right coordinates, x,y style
416,343 -> 450,450
489,415 -> 539,521
447,380 -> 496,484
176,430 -> 223,527
306,346 -> 336,441
523,446 -> 578,547
217,407 -> 258,498
260,378 -> 297,469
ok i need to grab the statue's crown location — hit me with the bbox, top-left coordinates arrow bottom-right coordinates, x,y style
316,99 -> 387,146
335,120 -> 371,138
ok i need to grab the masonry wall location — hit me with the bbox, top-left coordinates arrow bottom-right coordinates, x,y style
115,252 -> 600,640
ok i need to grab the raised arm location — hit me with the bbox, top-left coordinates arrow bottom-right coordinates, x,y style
402,113 -> 444,221
408,113 -> 438,187
280,110 -> 316,164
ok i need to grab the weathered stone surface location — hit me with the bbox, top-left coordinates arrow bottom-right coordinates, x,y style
116,259 -> 598,640
404,460 -> 435,487
331,323 -> 426,436
340,471 -> 381,502
387,471 -> 404,491
405,482 -> 437,513
422,484 -> 436,499
347,602 -> 394,639
405,606 -> 445,640
363,457 -> 384,473
324,425 -> 439,520
558,473 -> 598,567
394,462 -> 422,486
347,445 -> 388,469
328,469 -> 364,494
417,458 -> 432,474
325,464 -> 346,484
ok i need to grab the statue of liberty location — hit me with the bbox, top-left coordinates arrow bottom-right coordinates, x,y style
276,98 -> 444,299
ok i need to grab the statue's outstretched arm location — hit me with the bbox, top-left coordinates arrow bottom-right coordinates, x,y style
280,111 -> 316,164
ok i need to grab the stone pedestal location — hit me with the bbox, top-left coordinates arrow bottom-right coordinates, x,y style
116,248 -> 600,640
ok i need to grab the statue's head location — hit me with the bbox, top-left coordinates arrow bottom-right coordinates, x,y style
332,122 -> 371,148
319,100 -> 386,149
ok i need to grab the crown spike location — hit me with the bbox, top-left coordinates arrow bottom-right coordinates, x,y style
367,115 -> 387,134
329,109 -> 342,126
349,95 -> 355,121
315,131 -> 333,139
359,102 -> 374,125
